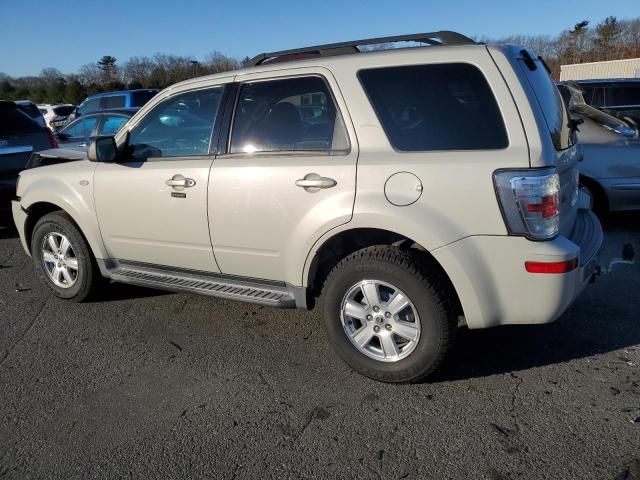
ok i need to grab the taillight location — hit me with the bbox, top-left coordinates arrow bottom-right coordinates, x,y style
494,168 -> 560,240
46,127 -> 58,148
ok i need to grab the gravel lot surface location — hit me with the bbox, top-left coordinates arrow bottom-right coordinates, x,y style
1,213 -> 639,480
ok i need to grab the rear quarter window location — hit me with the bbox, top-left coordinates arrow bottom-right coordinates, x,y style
519,58 -> 572,151
358,63 -> 508,151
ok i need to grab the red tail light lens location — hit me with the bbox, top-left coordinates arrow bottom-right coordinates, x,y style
525,258 -> 578,274
526,193 -> 559,219
46,127 -> 58,148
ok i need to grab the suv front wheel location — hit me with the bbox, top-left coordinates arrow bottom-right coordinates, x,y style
321,246 -> 456,383
31,212 -> 98,302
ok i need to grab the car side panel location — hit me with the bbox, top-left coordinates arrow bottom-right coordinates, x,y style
16,161 -> 108,259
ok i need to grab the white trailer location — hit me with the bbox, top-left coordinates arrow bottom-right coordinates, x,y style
560,58 -> 640,81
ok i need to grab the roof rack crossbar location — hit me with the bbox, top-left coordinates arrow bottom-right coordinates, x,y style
247,31 -> 477,66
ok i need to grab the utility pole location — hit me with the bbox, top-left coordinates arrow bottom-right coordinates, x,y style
190,60 -> 199,77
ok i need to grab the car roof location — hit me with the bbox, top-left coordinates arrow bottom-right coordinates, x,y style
88,89 -> 159,97
71,108 -> 139,118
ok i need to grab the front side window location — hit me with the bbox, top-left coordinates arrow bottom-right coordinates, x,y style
127,87 -> 224,160
359,63 -> 508,152
230,76 -> 349,154
78,98 -> 101,115
63,116 -> 98,137
99,115 -> 128,135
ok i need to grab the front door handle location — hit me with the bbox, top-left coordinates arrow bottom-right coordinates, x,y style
166,174 -> 196,189
295,173 -> 337,192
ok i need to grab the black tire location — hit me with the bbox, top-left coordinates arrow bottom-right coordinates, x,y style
321,245 -> 456,383
31,211 -> 98,302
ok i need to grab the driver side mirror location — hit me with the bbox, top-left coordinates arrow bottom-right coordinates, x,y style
88,136 -> 118,162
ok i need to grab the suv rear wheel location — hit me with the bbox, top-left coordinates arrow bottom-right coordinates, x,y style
321,246 -> 456,383
31,212 -> 98,302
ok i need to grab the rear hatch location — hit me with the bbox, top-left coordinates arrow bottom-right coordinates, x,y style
515,51 -> 579,238
0,102 -> 52,200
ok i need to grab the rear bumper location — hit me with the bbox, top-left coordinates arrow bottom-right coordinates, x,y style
432,208 -> 603,329
11,200 -> 30,256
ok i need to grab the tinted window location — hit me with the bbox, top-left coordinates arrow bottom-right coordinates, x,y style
104,95 -> 126,109
230,76 -> 349,153
591,87 -> 605,107
53,106 -> 76,116
78,98 -> 101,115
63,117 -> 98,137
0,104 -> 41,135
131,91 -> 158,107
18,104 -> 42,119
99,115 -> 128,135
359,64 -> 508,151
607,85 -> 640,107
519,59 -> 572,151
128,87 -> 223,160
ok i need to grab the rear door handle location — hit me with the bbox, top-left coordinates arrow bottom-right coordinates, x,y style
166,174 -> 196,189
295,173 -> 337,192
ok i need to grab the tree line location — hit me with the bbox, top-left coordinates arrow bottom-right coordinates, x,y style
1,15 -> 639,106
480,16 -> 640,79
0,51 -> 245,105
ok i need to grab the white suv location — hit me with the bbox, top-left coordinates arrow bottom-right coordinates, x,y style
12,32 -> 603,382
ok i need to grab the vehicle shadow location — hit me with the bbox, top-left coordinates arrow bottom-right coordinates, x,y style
89,282 -> 171,303
0,214 -> 18,239
433,312 -> 640,382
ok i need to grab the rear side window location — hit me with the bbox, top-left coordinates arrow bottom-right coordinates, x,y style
606,85 -> 640,107
104,95 -> 126,109
359,63 -> 508,151
131,91 -> 157,107
230,76 -> 350,154
0,105 -> 41,135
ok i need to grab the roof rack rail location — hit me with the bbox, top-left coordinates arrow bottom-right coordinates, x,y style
247,31 -> 477,66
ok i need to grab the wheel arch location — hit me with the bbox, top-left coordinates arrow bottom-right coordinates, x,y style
579,174 -> 609,213
305,227 -> 463,317
22,199 -> 107,260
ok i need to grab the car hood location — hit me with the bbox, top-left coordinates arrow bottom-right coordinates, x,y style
27,148 -> 88,169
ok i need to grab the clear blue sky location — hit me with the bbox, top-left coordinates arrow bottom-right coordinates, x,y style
1,0 -> 639,77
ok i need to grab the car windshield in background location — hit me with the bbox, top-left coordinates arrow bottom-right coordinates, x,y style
0,103 -> 41,135
53,106 -> 76,116
131,90 -> 158,107
519,58 -> 572,151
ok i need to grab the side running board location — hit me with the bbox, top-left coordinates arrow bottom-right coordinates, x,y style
102,260 -> 298,308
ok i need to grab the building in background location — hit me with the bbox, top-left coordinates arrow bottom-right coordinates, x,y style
560,58 -> 640,81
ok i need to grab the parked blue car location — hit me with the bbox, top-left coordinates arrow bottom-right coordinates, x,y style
70,89 -> 158,120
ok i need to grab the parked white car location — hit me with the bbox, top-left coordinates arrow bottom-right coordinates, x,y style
37,104 -> 76,131
13,31 -> 607,382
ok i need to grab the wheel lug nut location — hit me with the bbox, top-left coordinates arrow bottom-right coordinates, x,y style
373,326 -> 381,333
366,314 -> 373,321
373,306 -> 380,312
385,312 -> 391,318
385,324 -> 392,331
